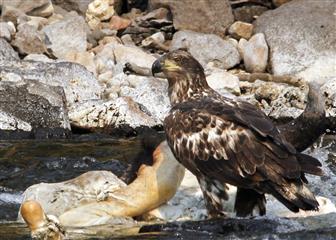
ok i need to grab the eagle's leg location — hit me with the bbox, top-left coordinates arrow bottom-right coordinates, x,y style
197,176 -> 229,218
234,188 -> 266,217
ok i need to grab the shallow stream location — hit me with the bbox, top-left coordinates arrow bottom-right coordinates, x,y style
0,134 -> 336,239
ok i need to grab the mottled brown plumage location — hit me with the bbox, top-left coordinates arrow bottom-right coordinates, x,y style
152,50 -> 323,217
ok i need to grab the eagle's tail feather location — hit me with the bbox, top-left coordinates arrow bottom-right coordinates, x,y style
297,153 -> 324,176
265,180 -> 319,213
234,188 -> 266,217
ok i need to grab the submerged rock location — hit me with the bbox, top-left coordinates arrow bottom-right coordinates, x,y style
254,0 -> 336,82
170,30 -> 241,69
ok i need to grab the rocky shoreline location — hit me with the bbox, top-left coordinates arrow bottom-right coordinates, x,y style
0,0 -> 335,139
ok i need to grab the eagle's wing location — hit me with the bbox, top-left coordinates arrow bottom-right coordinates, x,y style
164,99 -> 320,188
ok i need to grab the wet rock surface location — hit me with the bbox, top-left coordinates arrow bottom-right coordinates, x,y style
0,135 -> 336,239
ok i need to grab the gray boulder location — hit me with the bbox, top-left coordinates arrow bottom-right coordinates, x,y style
0,38 -> 19,62
149,0 -> 234,38
43,13 -> 88,59
68,97 -> 159,134
0,60 -> 103,107
170,30 -> 241,69
254,0 -> 336,83
0,80 -> 70,138
118,74 -> 170,123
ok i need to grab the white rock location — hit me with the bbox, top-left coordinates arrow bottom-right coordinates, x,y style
86,0 -> 116,29
0,61 -> 103,107
118,74 -> 170,122
170,30 -> 241,69
142,32 -> 165,47
43,14 -> 87,59
95,42 -> 156,75
68,97 -> 158,130
206,68 -> 241,95
0,112 -> 32,131
241,33 -> 268,73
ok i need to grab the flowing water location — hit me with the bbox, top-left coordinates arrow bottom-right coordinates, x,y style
0,134 -> 336,239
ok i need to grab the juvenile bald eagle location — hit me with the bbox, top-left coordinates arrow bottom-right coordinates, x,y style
152,50 -> 323,217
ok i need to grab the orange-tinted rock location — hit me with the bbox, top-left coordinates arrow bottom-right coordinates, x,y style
110,15 -> 132,30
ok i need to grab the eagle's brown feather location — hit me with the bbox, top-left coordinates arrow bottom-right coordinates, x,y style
153,50 -> 323,217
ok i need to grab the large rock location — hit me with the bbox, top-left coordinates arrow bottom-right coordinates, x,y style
118,74 -> 170,122
43,13 -> 87,59
68,97 -> 159,134
254,0 -> 336,83
95,42 -> 156,75
206,68 -> 241,96
0,80 -> 70,138
0,38 -> 19,62
170,30 -> 241,69
0,60 -> 103,107
149,0 -> 234,37
1,0 -> 54,18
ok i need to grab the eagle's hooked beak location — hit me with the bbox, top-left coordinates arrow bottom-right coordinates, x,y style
152,58 -> 162,76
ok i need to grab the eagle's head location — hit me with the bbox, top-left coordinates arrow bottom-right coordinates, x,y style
152,50 -> 210,105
